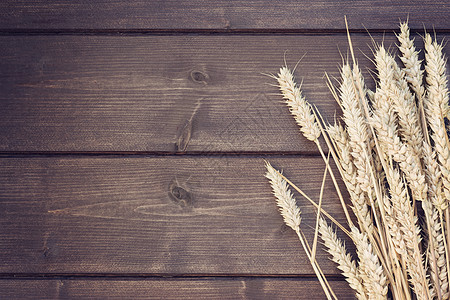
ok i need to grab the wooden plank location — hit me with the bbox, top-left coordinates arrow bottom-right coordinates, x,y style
0,156 -> 353,275
0,1 -> 448,30
2,34 -> 448,152
0,278 -> 355,299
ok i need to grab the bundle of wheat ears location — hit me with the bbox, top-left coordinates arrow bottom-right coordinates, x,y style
265,19 -> 449,300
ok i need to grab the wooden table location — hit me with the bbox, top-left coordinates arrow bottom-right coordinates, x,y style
0,1 -> 449,299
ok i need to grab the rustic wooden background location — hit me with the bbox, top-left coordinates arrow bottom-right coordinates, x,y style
0,1 -> 449,299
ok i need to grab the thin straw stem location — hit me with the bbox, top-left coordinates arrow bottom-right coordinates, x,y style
312,152 -> 330,262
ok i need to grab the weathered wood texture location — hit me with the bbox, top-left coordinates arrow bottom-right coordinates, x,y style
0,156 -> 352,275
0,1 -> 449,30
0,278 -> 355,299
1,34 -> 448,153
2,1 -> 449,298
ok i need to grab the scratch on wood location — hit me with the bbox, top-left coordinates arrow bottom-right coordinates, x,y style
238,280 -> 247,299
47,208 -> 69,215
54,280 -> 63,299
42,232 -> 50,257
175,99 -> 202,152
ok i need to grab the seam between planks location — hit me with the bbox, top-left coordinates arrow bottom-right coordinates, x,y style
0,151 -> 323,158
0,274 -> 346,281
0,28 -> 449,36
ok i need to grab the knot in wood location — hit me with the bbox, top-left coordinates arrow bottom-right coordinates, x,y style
190,70 -> 209,84
168,181 -> 193,207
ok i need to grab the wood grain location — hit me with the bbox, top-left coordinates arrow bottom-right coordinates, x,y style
0,278 -> 355,299
0,156 -> 353,275
2,1 -> 446,298
2,34 -> 448,153
0,1 -> 449,31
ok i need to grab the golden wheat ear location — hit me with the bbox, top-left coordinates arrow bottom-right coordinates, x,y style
264,161 -> 301,231
319,218 -> 367,299
264,162 -> 336,300
276,67 -> 321,142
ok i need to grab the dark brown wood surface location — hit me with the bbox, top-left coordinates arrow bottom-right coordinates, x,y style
1,35 -> 448,153
0,278 -> 355,299
0,1 -> 449,30
1,1 -> 449,299
0,156 -> 351,275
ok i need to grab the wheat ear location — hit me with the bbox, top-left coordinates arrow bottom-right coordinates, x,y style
272,167 -> 351,237
265,162 -> 301,230
326,122 -> 372,232
424,34 -> 450,296
339,64 -> 373,199
276,66 -> 354,227
319,218 -> 367,299
265,162 -> 335,299
352,66 -> 383,178
396,21 -> 429,142
396,22 -> 426,103
424,33 -> 450,205
391,62 -> 424,159
385,164 -> 431,299
352,227 -> 388,300
381,193 -> 411,297
421,141 -> 449,299
371,46 -> 428,203
276,67 -> 321,142
424,201 -> 449,300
